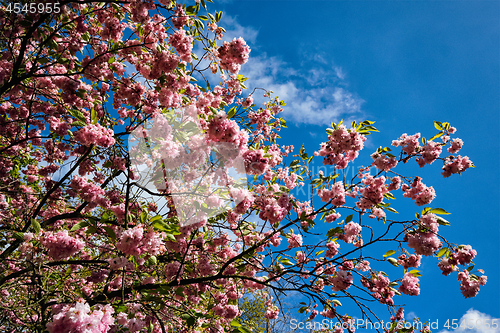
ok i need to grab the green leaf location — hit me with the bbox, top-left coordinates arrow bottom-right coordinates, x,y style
387,257 -> 399,267
148,256 -> 157,266
391,287 -> 402,296
13,232 -> 25,240
408,269 -> 422,277
326,227 -> 343,238
31,218 -> 41,234
435,216 -> 450,226
91,107 -> 97,124
108,57 -> 115,64
227,106 -> 237,119
152,221 -> 168,232
386,207 -> 399,214
186,316 -> 195,327
70,221 -> 90,232
383,192 -> 396,200
434,121 -> 443,131
332,299 -> 342,307
69,108 -> 87,123
428,208 -> 451,215
230,319 -> 241,327
103,226 -> 116,240
383,250 -> 396,258
238,327 -> 252,333
429,132 -> 444,141
71,121 -> 87,127
436,247 -> 448,257
115,305 -> 128,313
421,207 -> 432,215
345,214 -> 353,223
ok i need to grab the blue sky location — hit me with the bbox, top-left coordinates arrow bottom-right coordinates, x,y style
214,0 -> 500,331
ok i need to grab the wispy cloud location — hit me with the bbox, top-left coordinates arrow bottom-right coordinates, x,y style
438,309 -> 500,333
239,54 -> 365,126
219,16 -> 365,126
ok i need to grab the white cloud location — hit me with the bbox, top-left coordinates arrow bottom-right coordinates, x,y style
238,53 -> 365,126
215,16 -> 365,126
438,309 -> 500,333
219,14 -> 259,45
406,311 -> 418,320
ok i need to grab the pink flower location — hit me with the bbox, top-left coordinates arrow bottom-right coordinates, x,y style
399,273 -> 420,296
217,37 -> 251,74
288,233 -> 303,249
406,231 -> 442,256
341,222 -> 362,244
448,138 -> 463,153
40,230 -> 84,260
73,124 -> 115,148
441,155 -> 473,178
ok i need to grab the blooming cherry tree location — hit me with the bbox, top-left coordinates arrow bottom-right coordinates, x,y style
0,0 -> 485,333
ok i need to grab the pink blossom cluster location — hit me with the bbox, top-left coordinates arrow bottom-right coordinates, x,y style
264,301 -> 279,319
448,138 -> 463,153
387,176 -> 401,191
40,230 -> 85,260
340,222 -> 362,244
406,231 -> 442,256
212,303 -> 239,320
457,269 -> 487,298
441,155 -> 473,178
101,16 -> 127,41
169,29 -> 193,63
148,50 -> 179,79
288,233 -> 303,249
70,176 -> 108,209
318,181 -> 346,206
243,149 -> 269,175
416,141 -> 442,167
46,300 -> 114,333
116,225 -> 165,257
438,245 -> 477,276
48,116 -> 72,137
325,240 -> 339,258
399,272 -> 420,296
325,212 -> 341,223
392,133 -> 420,155
113,79 -> 145,107
355,260 -> 371,272
371,152 -> 398,171
255,193 -> 291,224
217,37 -> 251,74
391,308 -> 404,322
172,4 -> 189,29
73,124 -> 116,148
401,177 -> 436,206
419,213 -> 439,233
315,125 -> 367,169
361,273 -> 395,305
397,254 -> 421,269
369,207 -> 386,219
356,175 -> 388,211
329,268 -> 353,291
207,112 -> 248,147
